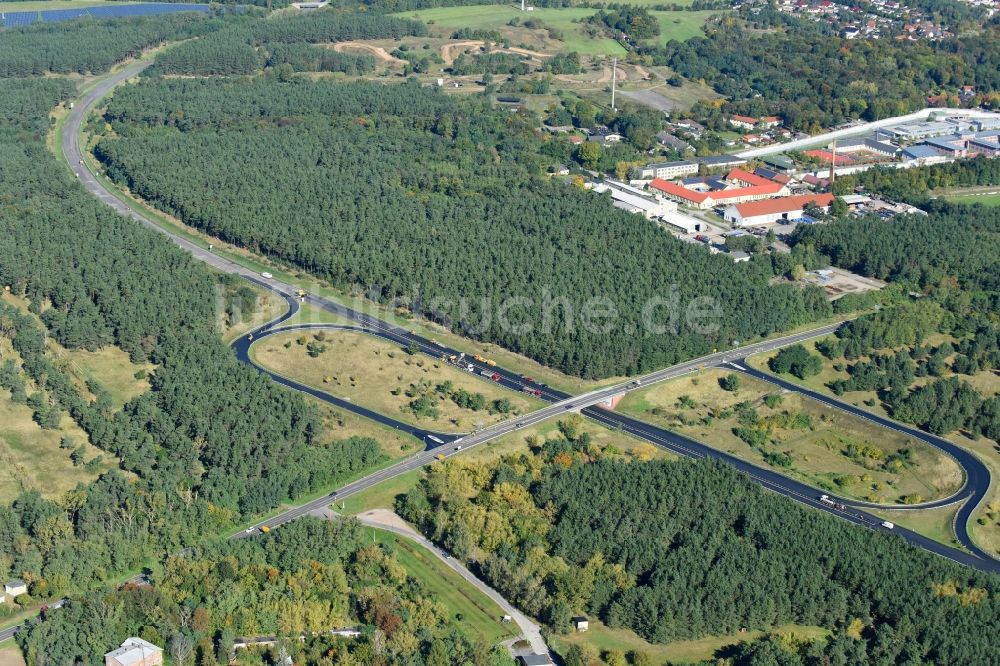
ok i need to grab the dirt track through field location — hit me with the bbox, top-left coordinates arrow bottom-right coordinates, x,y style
331,42 -> 407,65
440,40 -> 550,65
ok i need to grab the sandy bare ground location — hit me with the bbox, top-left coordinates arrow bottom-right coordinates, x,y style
632,64 -> 653,81
440,40 -> 550,65
331,42 -> 407,65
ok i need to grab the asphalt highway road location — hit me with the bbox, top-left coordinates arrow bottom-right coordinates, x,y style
56,55 -> 997,610
232,320 -> 461,448
0,52 -> 982,650
735,108 -> 1000,158
229,309 -> 1000,574
731,360 -> 996,564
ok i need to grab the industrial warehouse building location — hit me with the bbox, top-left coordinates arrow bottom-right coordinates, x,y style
724,193 -> 835,226
593,181 -> 677,219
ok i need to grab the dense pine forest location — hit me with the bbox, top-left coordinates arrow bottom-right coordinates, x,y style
833,156 -> 1000,203
0,57 -> 382,611
790,201 -> 1000,441
658,17 -> 1000,131
96,72 -> 831,378
0,12 -> 222,78
793,205 -> 1000,291
399,428 -> 1000,663
17,519 -> 510,666
152,11 -> 426,75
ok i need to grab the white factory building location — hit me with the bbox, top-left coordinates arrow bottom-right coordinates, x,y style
724,193 -> 835,226
593,181 -> 678,220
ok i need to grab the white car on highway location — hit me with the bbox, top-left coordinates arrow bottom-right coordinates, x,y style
261,272 -> 273,279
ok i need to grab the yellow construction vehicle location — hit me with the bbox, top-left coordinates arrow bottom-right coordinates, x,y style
473,354 -> 486,363
260,525 -> 271,534
486,359 -> 497,367
435,453 -> 446,461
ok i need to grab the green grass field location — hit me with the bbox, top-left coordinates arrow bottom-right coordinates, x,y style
397,6 -> 717,55
0,385 -> 118,503
617,368 -> 964,504
960,433 -> 1000,559
396,6 -> 627,56
745,338 -> 1000,555
219,284 -> 288,344
252,329 -> 542,432
313,395 -> 421,459
647,10 -> 719,43
372,528 -> 514,645
943,192 -> 1000,206
552,618 -> 830,664
0,644 -> 27,666
61,346 -> 153,410
870,504 -> 964,550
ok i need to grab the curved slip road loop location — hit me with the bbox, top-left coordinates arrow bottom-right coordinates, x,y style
729,360 -> 996,563
58,59 -> 999,583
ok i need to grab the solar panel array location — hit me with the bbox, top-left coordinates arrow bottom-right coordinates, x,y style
2,3 -> 208,29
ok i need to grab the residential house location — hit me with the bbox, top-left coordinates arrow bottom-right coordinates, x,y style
729,114 -> 759,130
674,119 -> 705,137
655,131 -> 693,153
105,638 -> 163,666
588,131 -> 623,145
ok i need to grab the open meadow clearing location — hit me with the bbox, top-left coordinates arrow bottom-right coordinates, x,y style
617,368 -> 964,504
252,329 -> 541,432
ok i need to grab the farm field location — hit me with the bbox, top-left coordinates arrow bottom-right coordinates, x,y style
251,329 -> 542,432
551,618 -> 829,665
647,10 -> 720,43
616,368 -> 964,504
395,6 -> 627,55
942,191 -> 1000,206
397,6 -> 719,56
